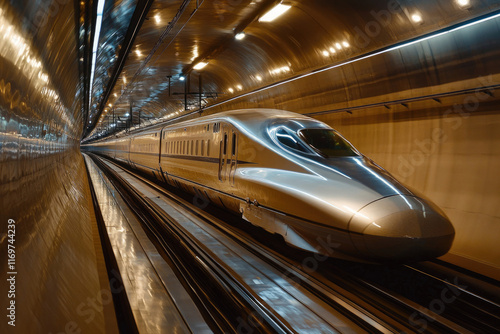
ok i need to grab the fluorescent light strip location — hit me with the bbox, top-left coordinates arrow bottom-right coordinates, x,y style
259,3 -> 291,22
193,61 -> 208,70
205,11 -> 500,111
88,0 -> 106,111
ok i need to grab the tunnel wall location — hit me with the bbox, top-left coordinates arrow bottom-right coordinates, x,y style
0,1 -> 114,331
200,15 -> 500,271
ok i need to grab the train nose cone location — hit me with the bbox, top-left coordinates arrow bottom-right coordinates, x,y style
349,195 -> 455,262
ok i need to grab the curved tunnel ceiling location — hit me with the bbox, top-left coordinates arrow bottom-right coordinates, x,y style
83,0 -> 500,141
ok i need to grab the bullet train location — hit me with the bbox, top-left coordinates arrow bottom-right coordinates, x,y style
86,109 -> 455,262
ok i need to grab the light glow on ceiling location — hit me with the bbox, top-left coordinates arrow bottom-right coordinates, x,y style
235,32 -> 246,40
412,13 -> 423,23
270,65 -> 291,75
259,3 -> 291,22
193,61 -> 208,70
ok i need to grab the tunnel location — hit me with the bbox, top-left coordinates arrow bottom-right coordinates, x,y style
1,0 -> 499,332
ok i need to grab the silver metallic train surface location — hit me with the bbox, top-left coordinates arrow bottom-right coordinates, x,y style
85,109 -> 455,262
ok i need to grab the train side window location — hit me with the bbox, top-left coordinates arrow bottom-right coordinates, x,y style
191,140 -> 194,155
201,140 -> 204,156
195,140 -> 199,156
207,124 -> 210,132
207,140 -> 210,157
232,133 -> 236,156
223,134 -> 228,155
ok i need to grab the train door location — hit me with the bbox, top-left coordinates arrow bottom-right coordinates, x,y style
218,125 -> 229,181
229,131 -> 237,186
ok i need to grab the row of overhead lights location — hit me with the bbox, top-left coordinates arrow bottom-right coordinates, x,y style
321,41 -> 350,57
133,0 -> 471,77
188,3 -> 292,76
124,2 -> 292,111
224,3 -> 292,94
99,0 -> 474,132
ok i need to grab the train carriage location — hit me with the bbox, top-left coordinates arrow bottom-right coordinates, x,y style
85,109 -> 455,263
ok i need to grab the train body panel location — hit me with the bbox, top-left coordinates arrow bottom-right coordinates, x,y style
84,109 -> 455,262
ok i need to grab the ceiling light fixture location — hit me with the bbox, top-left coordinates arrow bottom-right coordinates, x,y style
259,3 -> 291,22
411,13 -> 423,23
193,61 -> 208,70
235,32 -> 246,40
179,75 -> 185,81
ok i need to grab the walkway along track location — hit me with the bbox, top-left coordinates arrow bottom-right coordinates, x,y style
87,153 -> 382,333
88,153 -> 500,333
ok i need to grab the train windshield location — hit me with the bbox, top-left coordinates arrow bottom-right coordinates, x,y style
275,127 -> 310,153
299,129 -> 359,157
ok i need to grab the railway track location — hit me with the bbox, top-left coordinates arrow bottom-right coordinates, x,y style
88,153 -> 500,333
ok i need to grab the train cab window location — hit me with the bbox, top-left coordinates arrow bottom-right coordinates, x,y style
299,129 -> 359,157
275,128 -> 309,153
